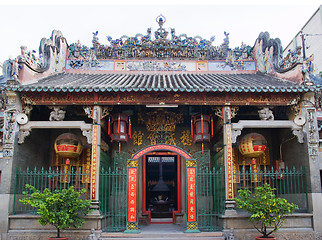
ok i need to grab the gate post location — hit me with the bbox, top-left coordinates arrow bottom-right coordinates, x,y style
125,159 -> 140,233
185,159 -> 200,233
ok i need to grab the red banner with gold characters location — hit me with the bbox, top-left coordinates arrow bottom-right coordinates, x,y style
226,124 -> 234,199
128,168 -> 137,223
187,167 -> 197,222
90,125 -> 98,200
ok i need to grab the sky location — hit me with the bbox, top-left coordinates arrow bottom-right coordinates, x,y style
0,0 -> 320,64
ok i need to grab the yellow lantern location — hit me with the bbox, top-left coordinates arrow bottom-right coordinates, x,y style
54,133 -> 83,164
239,133 -> 267,158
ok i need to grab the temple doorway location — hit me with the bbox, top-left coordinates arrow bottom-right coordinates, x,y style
143,153 -> 181,223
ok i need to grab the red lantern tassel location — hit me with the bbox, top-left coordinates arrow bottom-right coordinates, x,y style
119,142 -> 121,154
211,117 -> 214,137
201,114 -> 204,134
191,118 -> 193,138
129,117 -> 131,139
118,114 -> 121,133
202,143 -> 204,154
108,117 -> 111,135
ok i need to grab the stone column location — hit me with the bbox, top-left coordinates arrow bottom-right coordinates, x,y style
90,106 -> 101,213
0,91 -> 20,239
301,93 -> 322,232
223,106 -> 236,214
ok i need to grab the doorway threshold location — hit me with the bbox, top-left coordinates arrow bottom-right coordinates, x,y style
151,218 -> 173,223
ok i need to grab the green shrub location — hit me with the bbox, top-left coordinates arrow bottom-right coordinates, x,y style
20,184 -> 92,238
235,183 -> 298,238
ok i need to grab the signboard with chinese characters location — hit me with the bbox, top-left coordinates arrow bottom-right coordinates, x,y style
226,124 -> 234,199
187,167 -> 197,222
90,124 -> 98,200
128,168 -> 137,223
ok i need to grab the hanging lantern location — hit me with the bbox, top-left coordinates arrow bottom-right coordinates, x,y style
239,133 -> 267,158
54,133 -> 83,165
110,113 -> 129,143
192,114 -> 211,144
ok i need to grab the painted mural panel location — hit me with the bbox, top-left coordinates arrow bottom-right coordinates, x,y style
126,61 -> 196,71
208,60 -> 256,71
66,59 -> 114,70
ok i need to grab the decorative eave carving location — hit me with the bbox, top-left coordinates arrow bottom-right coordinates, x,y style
83,105 -> 113,121
258,107 -> 274,120
231,120 -> 304,143
49,106 -> 66,121
18,121 -> 93,144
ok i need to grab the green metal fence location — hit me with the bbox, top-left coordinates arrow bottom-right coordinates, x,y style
13,167 -> 91,214
196,166 -> 308,231
99,167 -> 127,232
233,166 -> 309,212
197,167 -> 226,231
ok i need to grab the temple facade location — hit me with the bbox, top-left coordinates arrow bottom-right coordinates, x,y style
0,15 -> 321,240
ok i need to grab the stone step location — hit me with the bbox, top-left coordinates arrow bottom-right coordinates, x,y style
99,223 -> 225,239
99,238 -> 224,240
99,231 -> 225,239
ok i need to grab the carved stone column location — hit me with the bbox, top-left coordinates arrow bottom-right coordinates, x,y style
90,106 -> 102,212
223,106 -> 237,215
301,93 -> 320,193
3,91 -> 18,163
301,93 -> 322,231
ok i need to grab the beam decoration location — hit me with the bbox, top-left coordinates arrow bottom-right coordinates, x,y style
21,92 -> 299,107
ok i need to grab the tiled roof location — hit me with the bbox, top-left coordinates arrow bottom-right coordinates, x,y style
6,72 -> 316,93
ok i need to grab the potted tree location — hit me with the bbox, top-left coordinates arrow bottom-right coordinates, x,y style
20,184 -> 92,240
235,183 -> 298,239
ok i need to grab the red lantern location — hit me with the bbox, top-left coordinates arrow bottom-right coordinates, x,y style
239,133 -> 267,158
192,114 -> 211,144
54,133 -> 83,165
110,113 -> 129,143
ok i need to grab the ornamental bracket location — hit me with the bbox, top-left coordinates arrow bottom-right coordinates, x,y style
18,121 -> 93,144
231,120 -> 303,143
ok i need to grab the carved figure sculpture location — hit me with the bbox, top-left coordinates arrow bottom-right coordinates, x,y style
258,107 -> 274,120
11,58 -> 20,80
49,107 -> 66,121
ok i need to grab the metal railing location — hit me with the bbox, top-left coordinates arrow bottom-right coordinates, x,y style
99,167 -> 127,232
13,167 -> 91,214
233,166 -> 309,212
197,167 -> 226,231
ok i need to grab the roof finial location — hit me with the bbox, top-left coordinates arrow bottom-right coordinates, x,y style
156,14 -> 166,29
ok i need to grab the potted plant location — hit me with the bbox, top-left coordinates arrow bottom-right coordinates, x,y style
235,183 -> 298,239
20,184 -> 92,240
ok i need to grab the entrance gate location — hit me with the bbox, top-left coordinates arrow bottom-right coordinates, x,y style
99,147 -> 225,232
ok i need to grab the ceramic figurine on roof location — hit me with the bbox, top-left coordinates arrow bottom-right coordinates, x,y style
67,16 -> 254,62
2,29 -> 67,83
155,15 -> 168,39
302,54 -> 315,85
253,31 -> 317,85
